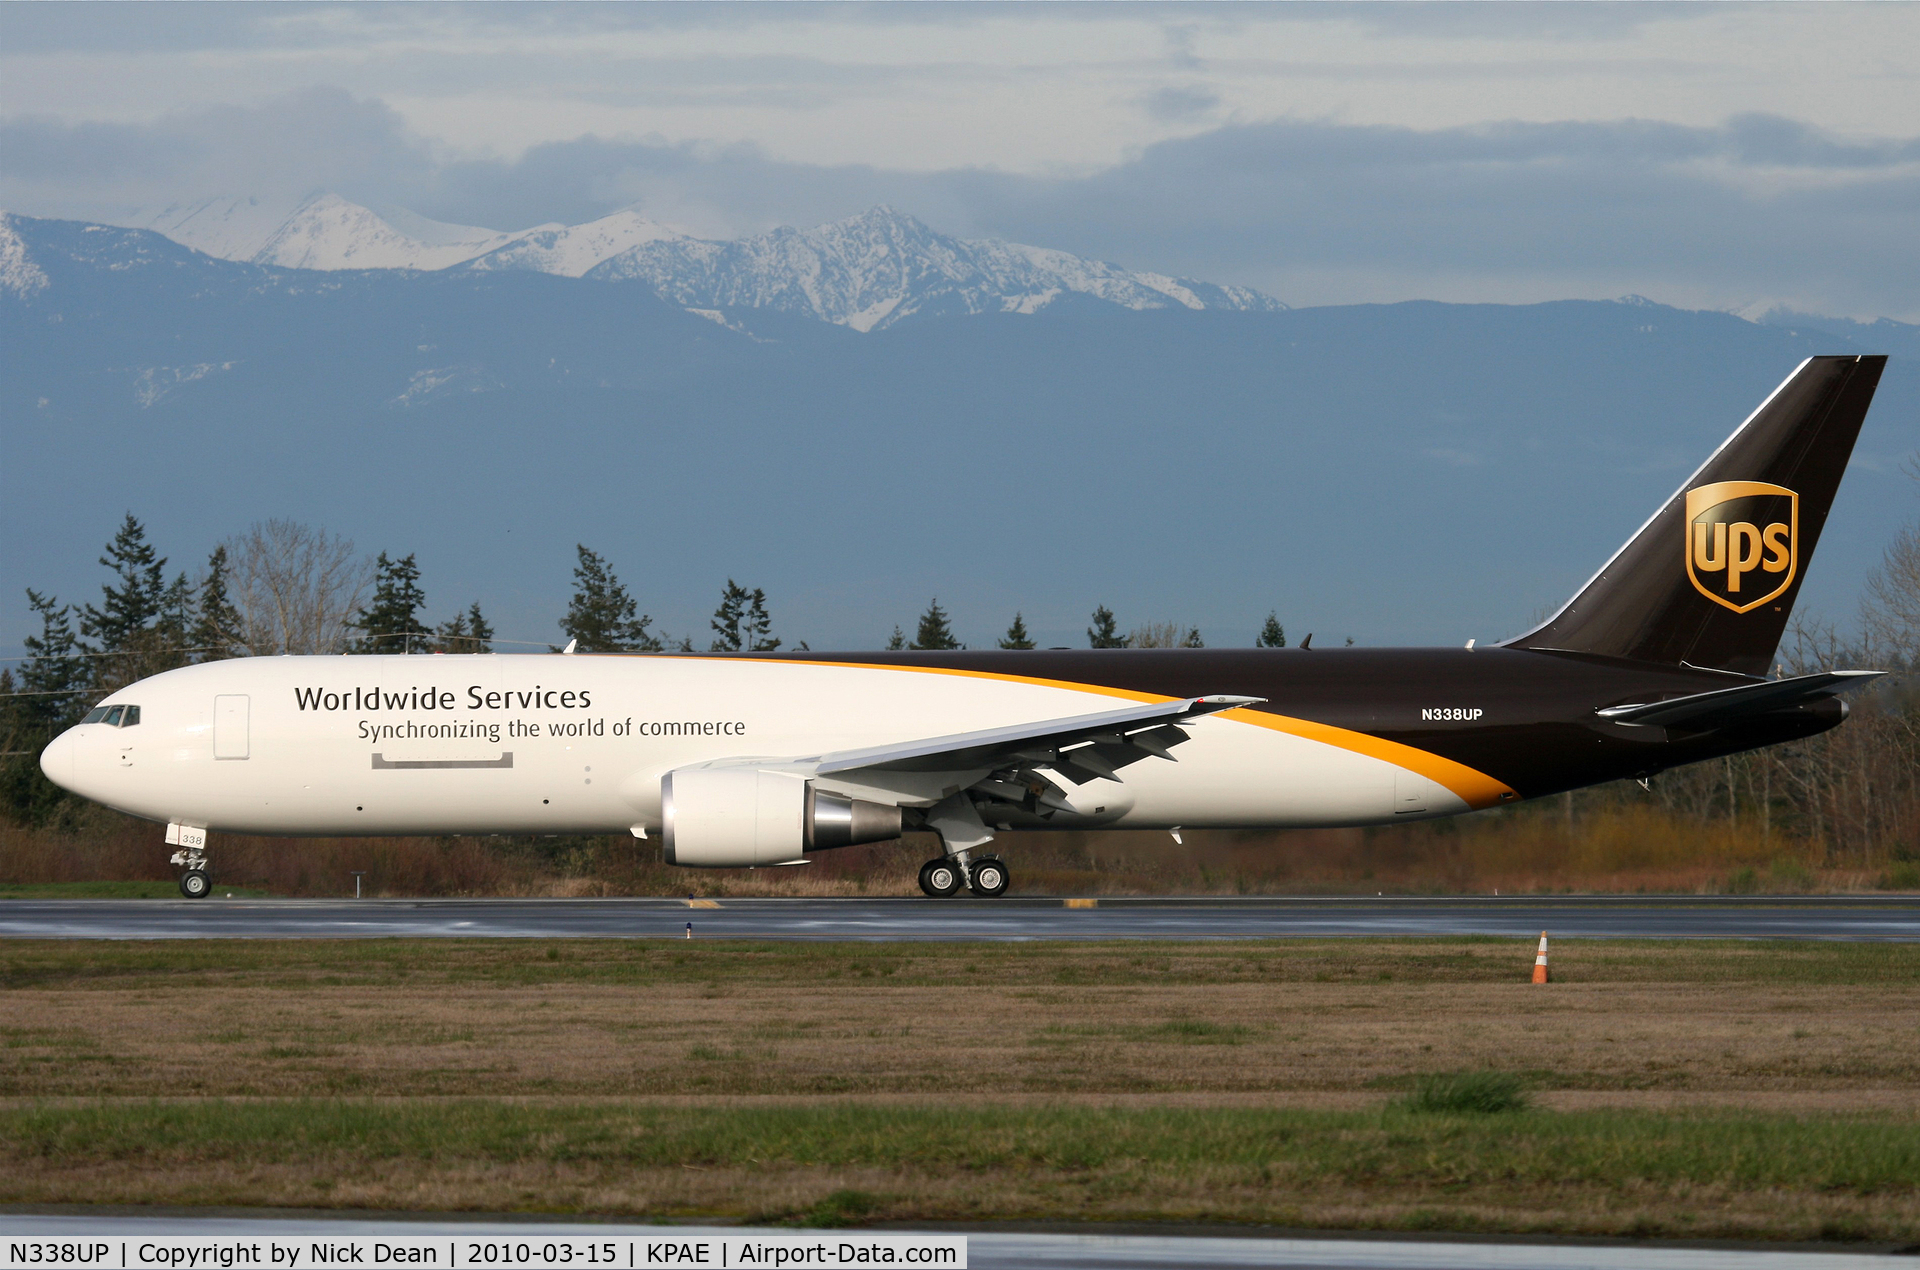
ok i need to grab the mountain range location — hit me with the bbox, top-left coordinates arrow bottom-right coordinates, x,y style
2,208 -> 1914,659
122,194 -> 1286,331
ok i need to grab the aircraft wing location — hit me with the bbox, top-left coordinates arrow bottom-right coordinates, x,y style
815,694 -> 1262,787
1595,670 -> 1883,729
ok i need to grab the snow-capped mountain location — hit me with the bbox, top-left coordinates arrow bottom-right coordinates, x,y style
252,195 -> 526,271
127,195 -> 304,263
584,206 -> 1286,331
463,210 -> 690,276
114,195 -> 1284,329
0,212 -> 50,298
124,194 -> 684,276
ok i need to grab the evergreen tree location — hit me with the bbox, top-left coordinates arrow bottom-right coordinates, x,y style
710,580 -> 749,652
559,546 -> 662,652
434,602 -> 494,653
1087,605 -> 1124,648
886,626 -> 906,651
350,552 -> 428,653
998,612 -> 1035,650
1,595 -> 91,826
1256,612 -> 1287,648
911,598 -> 962,650
156,572 -> 194,649
744,587 -> 780,652
711,582 -> 780,653
81,514 -> 168,653
1181,627 -> 1205,648
18,591 -> 89,732
191,546 -> 243,661
77,516 -> 195,691
463,602 -> 494,653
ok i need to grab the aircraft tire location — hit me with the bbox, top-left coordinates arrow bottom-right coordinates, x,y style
918,859 -> 962,898
179,869 -> 211,900
969,856 -> 1010,898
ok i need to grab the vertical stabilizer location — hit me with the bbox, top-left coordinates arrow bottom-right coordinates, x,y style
1507,355 -> 1886,677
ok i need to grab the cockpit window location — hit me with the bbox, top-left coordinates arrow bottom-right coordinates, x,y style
121,705 -> 141,727
83,707 -> 111,724
102,706 -> 125,726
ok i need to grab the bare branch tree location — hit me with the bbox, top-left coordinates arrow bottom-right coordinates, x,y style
1862,520 -> 1920,671
1127,621 -> 1183,649
221,521 -> 371,656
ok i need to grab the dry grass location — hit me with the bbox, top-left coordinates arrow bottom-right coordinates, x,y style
3,938 -> 1918,1238
3,938 -> 1916,1106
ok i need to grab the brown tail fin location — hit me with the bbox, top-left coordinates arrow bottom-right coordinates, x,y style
1506,355 -> 1887,677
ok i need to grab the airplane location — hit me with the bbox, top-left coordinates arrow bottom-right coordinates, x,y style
40,355 -> 1889,901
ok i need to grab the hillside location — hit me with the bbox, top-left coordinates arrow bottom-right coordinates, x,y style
3,211 -> 1914,657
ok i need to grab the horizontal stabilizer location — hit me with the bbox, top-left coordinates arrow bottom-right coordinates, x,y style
1595,670 -> 1883,729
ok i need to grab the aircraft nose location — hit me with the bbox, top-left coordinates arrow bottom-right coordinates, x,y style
39,728 -> 75,791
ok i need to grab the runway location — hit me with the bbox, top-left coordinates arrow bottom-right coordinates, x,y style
0,1213 -> 1903,1270
3,894 -> 1917,941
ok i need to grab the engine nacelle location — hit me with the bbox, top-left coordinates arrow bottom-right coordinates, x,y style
661,766 -> 903,867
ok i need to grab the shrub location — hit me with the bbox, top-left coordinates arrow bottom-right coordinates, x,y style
1396,1071 -> 1530,1115
1768,857 -> 1816,892
1877,861 -> 1920,891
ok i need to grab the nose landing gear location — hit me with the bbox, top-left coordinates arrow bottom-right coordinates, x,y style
168,824 -> 212,900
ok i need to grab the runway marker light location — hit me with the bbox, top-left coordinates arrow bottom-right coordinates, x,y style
686,922 -> 693,939
1532,931 -> 1550,984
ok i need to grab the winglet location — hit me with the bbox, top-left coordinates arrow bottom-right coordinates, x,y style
1191,694 -> 1265,714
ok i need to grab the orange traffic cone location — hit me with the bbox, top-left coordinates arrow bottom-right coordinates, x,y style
1531,931 -> 1550,984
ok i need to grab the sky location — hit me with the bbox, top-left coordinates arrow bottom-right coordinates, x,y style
3,1 -> 1919,318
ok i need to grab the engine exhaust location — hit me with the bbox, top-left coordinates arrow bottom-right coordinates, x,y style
805,785 -> 903,852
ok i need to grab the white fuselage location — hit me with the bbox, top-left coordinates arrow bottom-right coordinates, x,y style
40,653 -> 1473,839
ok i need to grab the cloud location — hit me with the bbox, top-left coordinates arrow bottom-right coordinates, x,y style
1140,85 -> 1221,123
953,115 -> 1920,317
3,89 -> 1916,319
0,87 -> 436,217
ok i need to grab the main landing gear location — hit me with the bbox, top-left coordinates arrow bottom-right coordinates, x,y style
917,854 -> 1010,898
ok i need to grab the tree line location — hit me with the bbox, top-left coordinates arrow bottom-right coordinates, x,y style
1,515 -> 1297,753
7,501 -> 1914,874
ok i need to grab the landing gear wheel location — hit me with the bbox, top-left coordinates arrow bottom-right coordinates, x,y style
918,858 -> 962,898
969,856 -> 1010,898
179,869 -> 211,900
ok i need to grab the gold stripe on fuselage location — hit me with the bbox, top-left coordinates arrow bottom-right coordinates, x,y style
691,656 -> 1517,811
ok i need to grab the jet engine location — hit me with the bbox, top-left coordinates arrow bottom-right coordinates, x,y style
661,766 -> 903,867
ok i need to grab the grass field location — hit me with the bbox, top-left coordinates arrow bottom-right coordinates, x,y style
2,937 -> 1917,1241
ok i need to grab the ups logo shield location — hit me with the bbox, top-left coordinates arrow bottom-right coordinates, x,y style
1685,480 -> 1798,613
